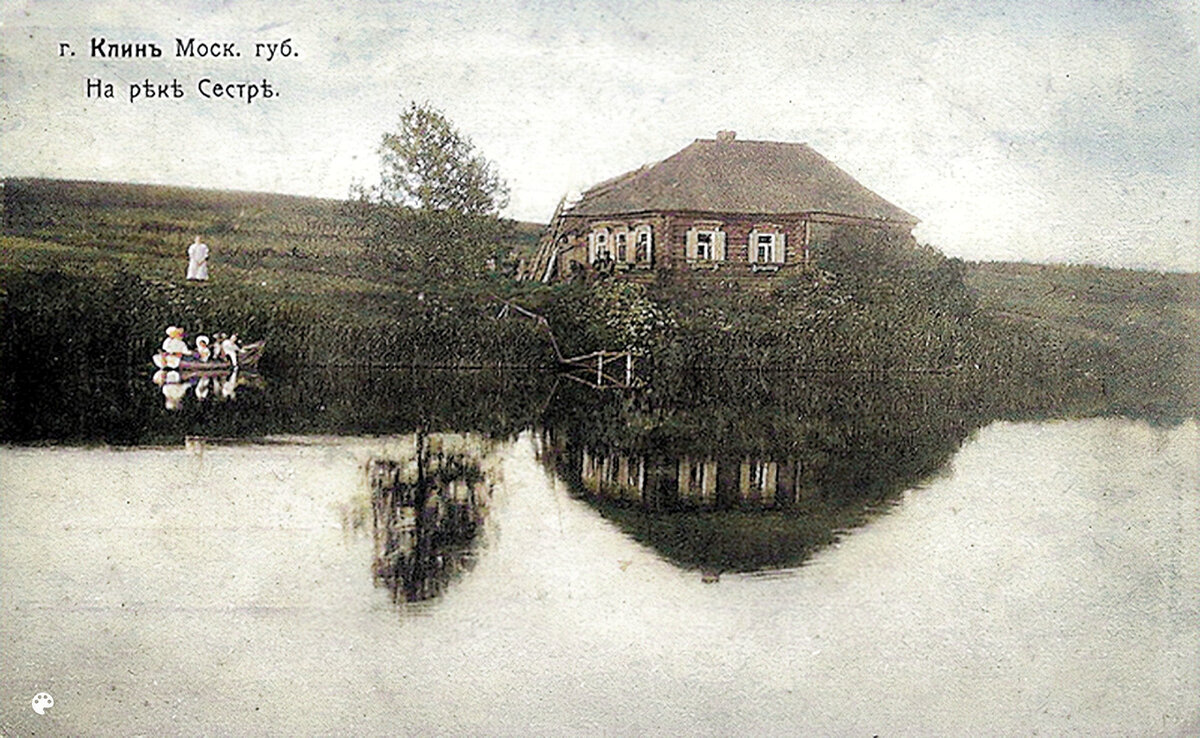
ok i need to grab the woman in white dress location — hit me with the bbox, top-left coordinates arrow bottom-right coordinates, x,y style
187,236 -> 209,281
162,326 -> 189,355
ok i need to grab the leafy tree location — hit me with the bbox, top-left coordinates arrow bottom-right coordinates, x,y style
367,101 -> 510,215
348,102 -> 515,287
358,206 -> 513,284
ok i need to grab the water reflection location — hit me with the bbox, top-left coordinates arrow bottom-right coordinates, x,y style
367,432 -> 491,604
151,369 -> 261,410
537,374 -> 981,572
0,367 -> 555,445
581,451 -> 797,509
3,348 -> 1195,583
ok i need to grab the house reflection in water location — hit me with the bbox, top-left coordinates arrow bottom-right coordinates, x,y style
367,435 -> 490,604
580,446 -> 814,511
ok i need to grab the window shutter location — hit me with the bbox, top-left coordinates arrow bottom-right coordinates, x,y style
776,232 -> 786,263
715,230 -> 727,261
748,231 -> 758,263
685,229 -> 696,260
588,231 -> 596,264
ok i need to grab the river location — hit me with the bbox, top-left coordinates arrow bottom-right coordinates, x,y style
2,394 -> 1197,734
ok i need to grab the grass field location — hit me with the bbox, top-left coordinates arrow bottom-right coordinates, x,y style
965,260 -> 1200,397
966,260 -> 1199,349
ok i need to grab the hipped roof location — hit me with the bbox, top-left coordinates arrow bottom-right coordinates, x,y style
565,137 -> 917,224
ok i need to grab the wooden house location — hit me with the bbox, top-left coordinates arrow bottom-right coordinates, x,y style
525,131 -> 917,284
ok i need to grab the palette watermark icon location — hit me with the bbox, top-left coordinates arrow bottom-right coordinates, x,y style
31,692 -> 53,715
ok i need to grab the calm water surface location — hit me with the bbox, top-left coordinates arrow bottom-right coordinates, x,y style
2,415 -> 1197,735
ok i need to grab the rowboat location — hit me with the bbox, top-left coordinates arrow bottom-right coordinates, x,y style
153,341 -> 265,370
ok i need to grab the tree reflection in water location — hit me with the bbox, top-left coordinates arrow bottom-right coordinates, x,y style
367,430 -> 491,604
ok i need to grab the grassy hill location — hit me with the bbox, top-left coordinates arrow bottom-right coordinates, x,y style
966,260 -> 1199,346
965,261 -> 1199,396
1,177 -> 543,320
1,178 -> 552,370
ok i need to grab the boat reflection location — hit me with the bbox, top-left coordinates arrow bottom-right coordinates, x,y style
151,369 -> 261,410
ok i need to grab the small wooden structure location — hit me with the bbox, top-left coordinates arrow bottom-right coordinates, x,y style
493,297 -> 637,389
558,349 -> 635,389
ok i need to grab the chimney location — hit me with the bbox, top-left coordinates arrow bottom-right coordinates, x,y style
716,130 -> 736,143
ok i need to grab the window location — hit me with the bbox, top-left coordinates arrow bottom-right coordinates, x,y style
748,227 -> 785,264
604,457 -> 619,484
741,459 -> 777,504
679,458 -> 716,504
634,226 -> 652,263
756,234 -> 774,263
589,227 -> 612,264
686,224 -> 726,262
615,231 -> 628,262
751,461 -> 769,490
625,458 -> 642,489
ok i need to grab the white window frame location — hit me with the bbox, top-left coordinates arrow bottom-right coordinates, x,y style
588,226 -> 612,264
686,223 -> 726,262
679,458 -> 717,503
748,226 -> 786,265
633,224 -> 653,264
755,234 -> 775,263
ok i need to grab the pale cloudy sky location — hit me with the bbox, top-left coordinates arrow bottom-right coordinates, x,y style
2,0 -> 1197,270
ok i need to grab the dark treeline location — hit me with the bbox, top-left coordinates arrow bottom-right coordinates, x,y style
6,176 -> 1194,416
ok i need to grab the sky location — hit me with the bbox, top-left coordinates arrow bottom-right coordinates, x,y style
2,0 -> 1198,271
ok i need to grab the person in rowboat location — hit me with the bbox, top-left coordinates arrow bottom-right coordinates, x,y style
154,325 -> 189,369
221,334 -> 241,368
194,335 -> 212,363
162,326 -> 189,355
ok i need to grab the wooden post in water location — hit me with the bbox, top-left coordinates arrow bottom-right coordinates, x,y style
597,353 -> 604,386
